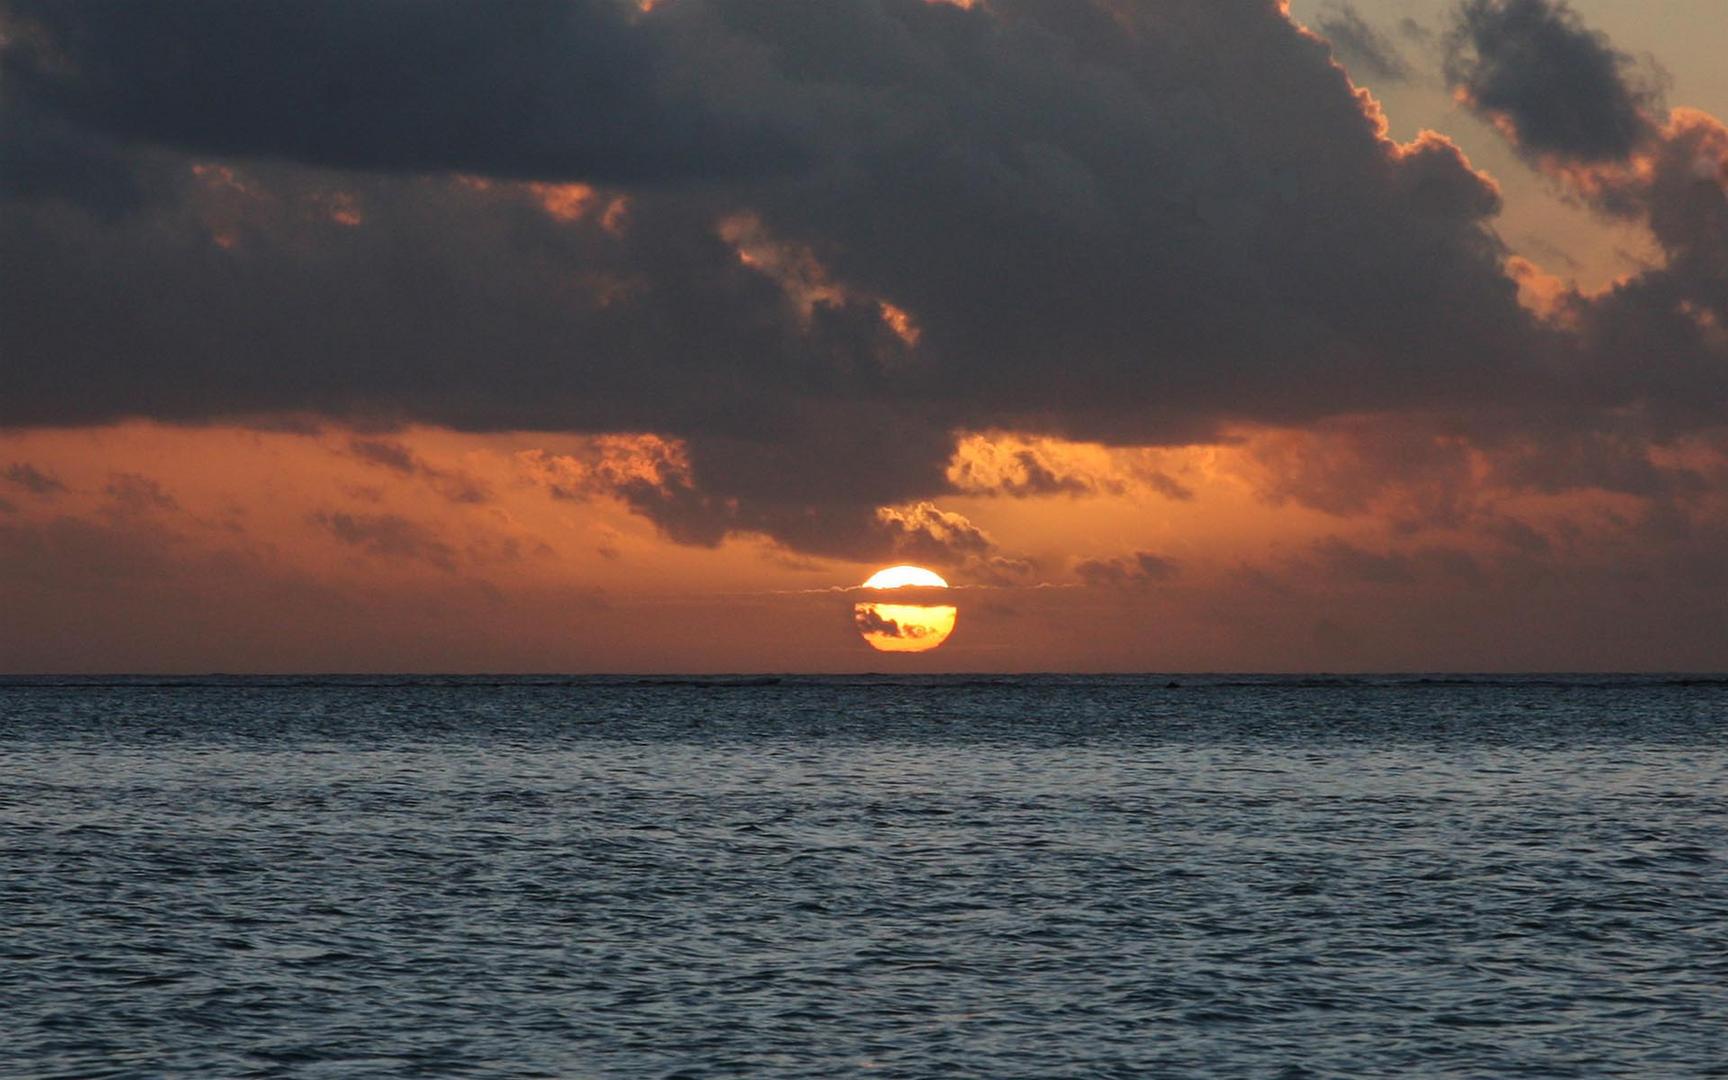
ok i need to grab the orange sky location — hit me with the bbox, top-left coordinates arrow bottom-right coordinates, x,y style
6,419 -> 1726,671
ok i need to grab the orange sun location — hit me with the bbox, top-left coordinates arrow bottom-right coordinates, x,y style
854,565 -> 958,653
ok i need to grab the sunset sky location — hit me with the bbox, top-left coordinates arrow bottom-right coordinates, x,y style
4,0 -> 1728,672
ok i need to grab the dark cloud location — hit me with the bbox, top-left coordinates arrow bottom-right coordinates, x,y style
852,601 -> 952,643
1307,537 -> 1483,587
853,606 -> 906,638
1075,551 -> 1180,588
347,438 -> 492,504
0,0 -> 1722,558
1603,112 -> 1728,332
1443,1 -> 1727,442
347,438 -> 418,474
1009,452 -> 1097,496
1141,471 -> 1196,502
104,472 -> 178,514
5,461 -> 66,495
1246,417 -> 1478,528
0,0 -> 797,187
0,104 -> 151,216
0,514 -> 184,588
1483,515 -> 1551,555
1398,18 -> 1436,48
312,510 -> 457,571
1445,0 -> 1660,162
1309,537 -> 1416,585
1316,2 -> 1412,83
1485,429 -> 1709,499
970,554 -> 1040,586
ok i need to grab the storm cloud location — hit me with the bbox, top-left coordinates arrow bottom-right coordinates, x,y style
2,0 -> 1725,558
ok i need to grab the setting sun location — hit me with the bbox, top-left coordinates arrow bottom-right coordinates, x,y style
862,565 -> 949,589
856,565 -> 958,653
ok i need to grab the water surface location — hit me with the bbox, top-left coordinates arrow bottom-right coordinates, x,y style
3,676 -> 1725,1077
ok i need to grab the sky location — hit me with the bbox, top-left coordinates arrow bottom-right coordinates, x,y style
3,0 -> 1727,673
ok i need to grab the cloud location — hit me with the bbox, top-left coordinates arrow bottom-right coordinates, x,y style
874,501 -> 994,563
943,431 -> 1196,499
0,103 -> 152,216
1310,537 -> 1419,585
1288,537 -> 1485,594
1484,428 -> 1709,499
1074,551 -> 1180,588
970,554 -> 1040,585
1439,1 -> 1727,448
0,514 -> 185,588
518,436 -> 736,547
1239,418 -> 1478,528
0,3 -> 1529,410
5,461 -> 66,496
0,0 -> 798,188
347,438 -> 418,474
1445,0 -> 1661,162
853,606 -> 906,638
347,438 -> 492,504
104,472 -> 178,515
311,510 -> 457,571
1398,18 -> 1436,49
947,436 -> 1108,498
852,601 -> 952,642
1316,2 -> 1412,83
0,0 -> 1722,559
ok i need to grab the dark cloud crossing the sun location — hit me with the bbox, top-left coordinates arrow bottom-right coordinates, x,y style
853,606 -> 907,639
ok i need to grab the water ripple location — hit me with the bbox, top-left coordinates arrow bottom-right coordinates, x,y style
2,678 -> 1725,1077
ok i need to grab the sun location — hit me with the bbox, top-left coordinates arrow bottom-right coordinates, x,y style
855,565 -> 957,653
862,565 -> 949,589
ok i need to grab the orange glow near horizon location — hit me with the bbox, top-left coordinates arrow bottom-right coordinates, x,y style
3,419 -> 1723,671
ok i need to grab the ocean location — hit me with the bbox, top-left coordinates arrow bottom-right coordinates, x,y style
3,675 -> 1724,1077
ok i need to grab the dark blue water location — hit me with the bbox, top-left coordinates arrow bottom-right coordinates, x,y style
3,676 -> 1725,1078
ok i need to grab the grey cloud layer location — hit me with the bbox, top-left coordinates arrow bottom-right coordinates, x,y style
3,0 -> 1724,557
1,0 -> 798,185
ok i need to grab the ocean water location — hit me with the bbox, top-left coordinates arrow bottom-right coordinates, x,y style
2,675 -> 1725,1078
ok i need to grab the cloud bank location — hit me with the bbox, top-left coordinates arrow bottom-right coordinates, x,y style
2,0 -> 1725,564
